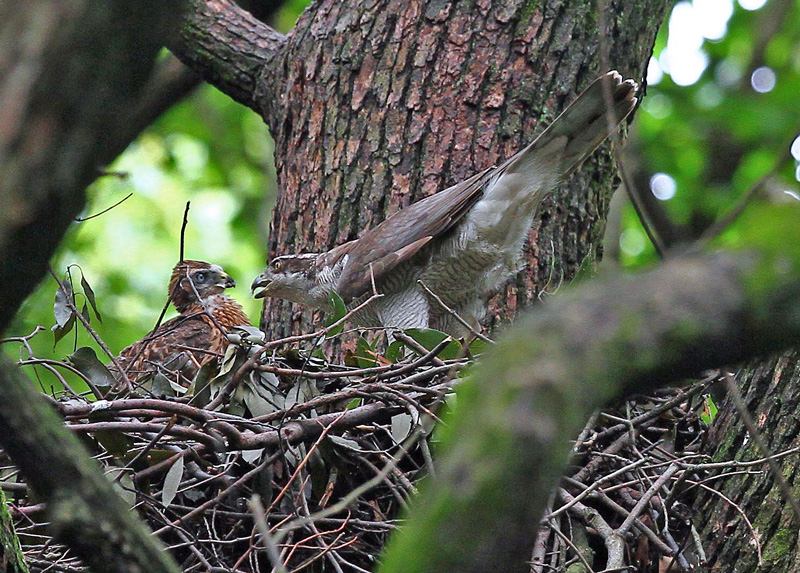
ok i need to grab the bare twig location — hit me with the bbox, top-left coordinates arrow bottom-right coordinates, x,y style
416,280 -> 495,344
723,372 -> 800,522
179,201 -> 190,262
75,192 -> 133,221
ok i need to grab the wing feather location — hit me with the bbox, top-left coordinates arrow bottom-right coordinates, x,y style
333,170 -> 490,301
116,314 -> 224,385
331,72 -> 637,303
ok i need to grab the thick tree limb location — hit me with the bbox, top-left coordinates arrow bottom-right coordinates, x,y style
0,2 -> 187,570
380,245 -> 800,572
0,1 -> 180,332
168,0 -> 286,111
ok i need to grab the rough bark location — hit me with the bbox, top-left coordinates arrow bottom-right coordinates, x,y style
244,0 -> 671,338
693,352 -> 800,571
379,245 -> 800,572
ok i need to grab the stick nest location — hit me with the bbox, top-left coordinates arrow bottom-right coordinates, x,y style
2,325 -> 735,572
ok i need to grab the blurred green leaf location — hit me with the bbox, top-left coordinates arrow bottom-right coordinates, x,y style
621,0 -> 800,270
713,202 -> 800,266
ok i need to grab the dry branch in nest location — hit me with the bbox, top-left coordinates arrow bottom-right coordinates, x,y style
0,325 -> 778,572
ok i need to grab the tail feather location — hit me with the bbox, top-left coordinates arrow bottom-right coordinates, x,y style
504,70 -> 638,185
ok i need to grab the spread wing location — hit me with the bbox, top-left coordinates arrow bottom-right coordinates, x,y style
331,168 -> 491,301
114,313 -> 227,387
330,72 -> 637,303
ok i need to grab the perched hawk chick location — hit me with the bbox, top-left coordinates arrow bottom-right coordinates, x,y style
252,71 -> 638,336
113,260 -> 250,388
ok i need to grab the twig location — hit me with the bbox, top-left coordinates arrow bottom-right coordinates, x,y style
273,427 -> 423,543
207,292 -> 385,412
591,376 -> 714,443
180,201 -> 190,262
723,372 -> 800,522
686,479 -> 762,565
267,411 -> 348,513
617,463 -> 679,536
416,280 -> 495,344
153,453 -> 281,536
596,2 -> 669,258
75,192 -> 133,221
115,415 -> 179,481
548,523 -> 597,573
548,458 -> 648,519
559,489 -> 626,570
250,495 -> 288,573
19,358 -> 101,400
700,123 -> 800,244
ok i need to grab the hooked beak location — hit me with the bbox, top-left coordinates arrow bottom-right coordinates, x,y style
217,273 -> 236,289
251,274 -> 271,299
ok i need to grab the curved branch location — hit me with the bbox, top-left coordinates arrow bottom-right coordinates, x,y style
381,244 -> 800,572
111,55 -> 203,161
168,0 -> 287,111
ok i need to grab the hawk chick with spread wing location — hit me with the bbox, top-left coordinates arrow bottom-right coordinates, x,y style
113,260 -> 250,387
252,71 -> 638,336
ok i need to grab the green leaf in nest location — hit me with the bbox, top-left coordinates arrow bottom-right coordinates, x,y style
402,328 -> 462,360
80,273 -> 102,322
325,292 -> 348,337
67,346 -> 116,396
354,335 -> 380,368
162,456 -> 184,508
52,313 -> 76,347
53,278 -> 74,329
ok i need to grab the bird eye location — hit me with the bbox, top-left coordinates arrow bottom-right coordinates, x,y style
194,272 -> 207,283
273,261 -> 282,272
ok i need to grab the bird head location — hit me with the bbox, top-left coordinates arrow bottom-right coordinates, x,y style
251,254 -> 331,309
169,260 -> 236,313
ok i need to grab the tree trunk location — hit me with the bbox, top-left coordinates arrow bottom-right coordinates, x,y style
693,351 -> 800,571
255,0 -> 671,338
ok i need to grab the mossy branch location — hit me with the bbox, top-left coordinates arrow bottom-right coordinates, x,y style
381,242 -> 800,572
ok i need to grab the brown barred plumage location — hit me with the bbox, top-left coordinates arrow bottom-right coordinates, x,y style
112,260 -> 251,389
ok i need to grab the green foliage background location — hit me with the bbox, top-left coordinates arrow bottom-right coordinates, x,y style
5,85 -> 274,382
621,0 -> 800,266
3,0 -> 800,393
